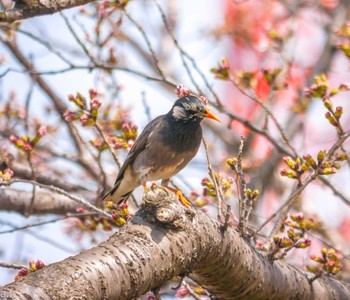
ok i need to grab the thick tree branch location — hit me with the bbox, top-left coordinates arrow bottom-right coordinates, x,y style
0,0 -> 96,23
0,188 -> 93,215
2,186 -> 350,299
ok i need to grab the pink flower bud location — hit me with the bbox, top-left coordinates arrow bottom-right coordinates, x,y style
90,98 -> 102,109
68,94 -> 75,101
23,143 -> 32,152
119,203 -> 128,209
63,111 -> 76,122
175,84 -> 191,97
176,286 -> 189,297
80,114 -> 89,126
10,135 -> 18,143
122,123 -> 131,131
199,95 -> 208,105
35,260 -> 46,270
76,207 -> 86,213
4,168 -> 14,177
89,88 -> 98,99
190,191 -> 200,198
339,82 -> 350,91
37,126 -> 47,137
112,141 -> 124,149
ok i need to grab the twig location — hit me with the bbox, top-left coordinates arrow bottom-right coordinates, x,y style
0,212 -> 99,235
0,261 -> 26,270
254,131 -> 350,236
183,280 -> 202,300
141,91 -> 152,122
221,204 -> 232,232
154,1 -> 222,106
151,287 -> 161,300
0,219 -> 76,253
26,152 -> 37,216
229,76 -> 298,157
124,10 -> 166,80
94,123 -> 121,168
203,137 -> 224,222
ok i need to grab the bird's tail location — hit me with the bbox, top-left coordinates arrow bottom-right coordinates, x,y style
101,189 -> 134,205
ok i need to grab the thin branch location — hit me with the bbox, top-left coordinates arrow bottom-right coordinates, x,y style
203,137 -> 224,222
254,131 -> 350,236
0,261 -> 26,270
229,76 -> 298,157
0,219 -> 76,253
154,0 -> 223,107
124,10 -> 166,80
0,212 -> 98,235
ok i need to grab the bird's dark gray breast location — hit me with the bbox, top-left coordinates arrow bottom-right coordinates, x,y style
131,117 -> 202,181
159,118 -> 203,152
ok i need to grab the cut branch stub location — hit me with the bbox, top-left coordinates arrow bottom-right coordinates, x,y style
139,186 -> 195,228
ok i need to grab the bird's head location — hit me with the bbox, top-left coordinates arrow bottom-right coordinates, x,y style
170,96 -> 220,123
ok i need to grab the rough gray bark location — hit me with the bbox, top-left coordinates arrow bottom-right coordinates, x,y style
2,186 -> 350,299
0,188 -> 93,215
0,0 -> 96,22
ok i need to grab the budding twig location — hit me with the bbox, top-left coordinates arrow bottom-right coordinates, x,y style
203,137 -> 224,222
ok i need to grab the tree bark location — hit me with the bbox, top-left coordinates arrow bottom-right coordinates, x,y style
2,186 -> 350,299
0,0 -> 96,22
0,188 -> 92,215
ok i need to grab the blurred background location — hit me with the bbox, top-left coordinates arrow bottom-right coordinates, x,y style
1,0 -> 350,298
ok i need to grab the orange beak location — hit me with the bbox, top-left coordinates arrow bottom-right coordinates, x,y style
203,108 -> 220,122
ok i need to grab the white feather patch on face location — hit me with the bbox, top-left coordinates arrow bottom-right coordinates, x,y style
172,106 -> 188,120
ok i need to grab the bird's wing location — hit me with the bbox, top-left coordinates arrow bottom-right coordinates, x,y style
107,116 -> 163,196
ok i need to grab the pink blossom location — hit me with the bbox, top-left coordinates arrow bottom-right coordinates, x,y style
90,98 -> 102,109
68,94 -> 75,101
98,1 -> 111,17
76,207 -> 86,213
10,135 -> 18,143
23,143 -> 32,152
339,82 -> 350,91
122,123 -> 131,131
199,95 -> 208,105
113,141 -> 124,149
4,168 -> 14,177
256,240 -> 265,249
63,111 -> 76,122
119,203 -> 128,209
190,191 -> 199,198
92,138 -> 103,148
176,286 -> 189,297
131,124 -> 138,131
37,126 -> 47,137
175,84 -> 191,97
80,114 -> 89,126
89,88 -> 98,99
35,260 -> 46,270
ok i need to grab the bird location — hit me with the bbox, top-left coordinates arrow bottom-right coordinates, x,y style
102,95 -> 220,207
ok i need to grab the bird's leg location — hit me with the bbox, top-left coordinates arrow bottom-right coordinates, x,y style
162,185 -> 191,207
142,182 -> 149,191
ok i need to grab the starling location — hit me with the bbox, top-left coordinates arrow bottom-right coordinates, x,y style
102,95 -> 220,207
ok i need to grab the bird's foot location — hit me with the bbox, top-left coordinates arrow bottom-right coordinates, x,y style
143,182 -> 150,192
165,186 -> 191,207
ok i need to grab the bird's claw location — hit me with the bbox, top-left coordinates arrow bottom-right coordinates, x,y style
175,190 -> 191,207
164,186 -> 191,207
